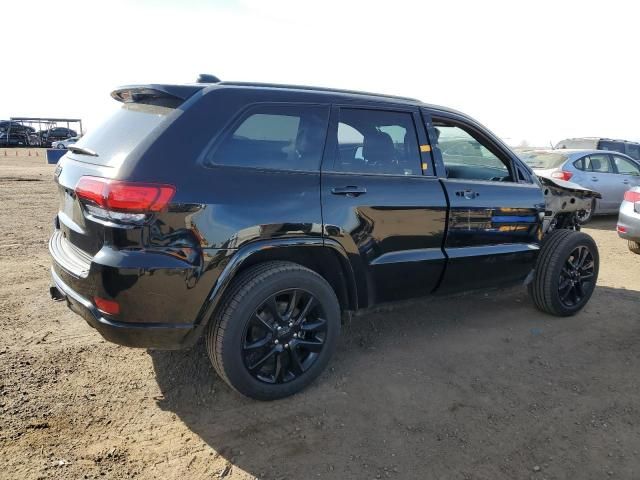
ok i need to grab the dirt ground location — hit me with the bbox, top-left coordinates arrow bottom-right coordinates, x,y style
1,152 -> 639,480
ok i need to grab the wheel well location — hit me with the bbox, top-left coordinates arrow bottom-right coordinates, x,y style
233,246 -> 356,312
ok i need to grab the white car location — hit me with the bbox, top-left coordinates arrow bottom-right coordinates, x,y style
617,187 -> 640,254
52,136 -> 80,149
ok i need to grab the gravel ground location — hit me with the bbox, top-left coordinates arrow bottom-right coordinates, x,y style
1,152 -> 639,480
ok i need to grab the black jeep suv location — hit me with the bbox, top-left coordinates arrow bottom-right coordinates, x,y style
49,78 -> 600,400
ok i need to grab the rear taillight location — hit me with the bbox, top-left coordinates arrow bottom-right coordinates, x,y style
75,176 -> 175,223
623,190 -> 640,203
551,171 -> 573,181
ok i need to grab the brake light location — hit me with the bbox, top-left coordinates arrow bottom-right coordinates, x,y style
76,176 -> 175,212
551,171 -> 573,181
94,296 -> 120,316
623,190 -> 640,203
617,225 -> 627,233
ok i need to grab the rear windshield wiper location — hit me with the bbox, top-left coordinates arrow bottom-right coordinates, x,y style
67,145 -> 99,157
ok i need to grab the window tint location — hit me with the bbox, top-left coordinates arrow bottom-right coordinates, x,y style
333,109 -> 421,175
434,123 -> 511,181
207,105 -> 329,171
584,154 -> 612,173
612,155 -> 640,175
598,140 -> 625,155
69,103 -> 175,167
624,144 -> 640,160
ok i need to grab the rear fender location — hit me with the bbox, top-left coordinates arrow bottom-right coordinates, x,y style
184,238 -> 358,344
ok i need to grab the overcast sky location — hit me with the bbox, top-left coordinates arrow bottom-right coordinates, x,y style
2,0 -> 638,146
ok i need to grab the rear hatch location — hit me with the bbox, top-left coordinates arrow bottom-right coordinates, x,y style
53,85 -> 202,262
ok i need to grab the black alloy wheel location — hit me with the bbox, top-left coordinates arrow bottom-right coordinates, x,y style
207,261 -> 340,400
243,288 -> 327,384
557,245 -> 595,308
529,229 -> 599,316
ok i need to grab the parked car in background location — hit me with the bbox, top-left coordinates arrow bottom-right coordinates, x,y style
52,136 -> 80,149
0,131 -> 29,147
0,120 -> 34,132
0,122 -> 46,147
0,120 -> 36,137
556,137 -> 640,161
40,127 -> 78,147
617,187 -> 640,254
519,149 -> 640,222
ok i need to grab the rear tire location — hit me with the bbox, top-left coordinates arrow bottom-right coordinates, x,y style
629,240 -> 640,255
206,261 -> 341,400
528,229 -> 599,316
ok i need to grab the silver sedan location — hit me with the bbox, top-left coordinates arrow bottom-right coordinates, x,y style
51,136 -> 79,149
617,186 -> 640,254
519,149 -> 640,222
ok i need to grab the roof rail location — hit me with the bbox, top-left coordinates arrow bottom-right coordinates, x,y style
218,81 -> 419,102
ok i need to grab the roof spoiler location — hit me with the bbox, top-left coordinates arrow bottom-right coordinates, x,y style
111,84 -> 206,107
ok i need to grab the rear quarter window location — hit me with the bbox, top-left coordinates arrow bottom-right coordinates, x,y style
204,104 -> 330,172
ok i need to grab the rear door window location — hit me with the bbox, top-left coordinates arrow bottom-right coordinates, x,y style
584,154 -> 613,173
331,108 -> 422,176
206,105 -> 330,172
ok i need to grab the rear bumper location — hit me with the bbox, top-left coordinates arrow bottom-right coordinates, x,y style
617,201 -> 640,242
48,224 -> 216,350
50,267 -> 202,349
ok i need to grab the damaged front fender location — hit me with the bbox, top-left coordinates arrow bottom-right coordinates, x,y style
537,175 -> 601,233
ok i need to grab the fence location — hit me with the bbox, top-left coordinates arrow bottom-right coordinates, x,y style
1,148 -> 44,157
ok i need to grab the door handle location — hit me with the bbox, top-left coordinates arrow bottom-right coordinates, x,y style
331,186 -> 367,197
455,189 -> 479,199
591,177 -> 599,182
623,179 -> 630,184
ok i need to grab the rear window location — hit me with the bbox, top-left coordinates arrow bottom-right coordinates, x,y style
519,151 -> 568,169
68,103 -> 175,167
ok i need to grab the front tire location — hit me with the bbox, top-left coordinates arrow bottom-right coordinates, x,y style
529,229 -> 599,316
207,261 -> 341,400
